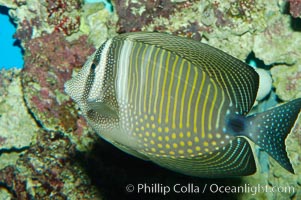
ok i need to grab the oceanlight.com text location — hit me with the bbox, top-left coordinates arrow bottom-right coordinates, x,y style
125,183 -> 295,196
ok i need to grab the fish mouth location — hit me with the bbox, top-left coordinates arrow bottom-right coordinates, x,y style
64,78 -> 81,103
64,79 -> 73,98
64,74 -> 85,103
64,80 -> 70,95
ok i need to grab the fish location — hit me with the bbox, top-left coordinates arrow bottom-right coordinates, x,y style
64,32 -> 301,177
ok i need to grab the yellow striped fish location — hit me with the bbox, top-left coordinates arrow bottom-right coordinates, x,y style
65,32 -> 301,177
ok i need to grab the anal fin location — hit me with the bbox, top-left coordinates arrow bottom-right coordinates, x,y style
148,138 -> 256,177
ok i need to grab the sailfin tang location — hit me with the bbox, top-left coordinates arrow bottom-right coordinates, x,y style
246,98 -> 301,173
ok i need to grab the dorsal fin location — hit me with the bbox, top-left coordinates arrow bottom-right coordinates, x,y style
116,32 -> 259,115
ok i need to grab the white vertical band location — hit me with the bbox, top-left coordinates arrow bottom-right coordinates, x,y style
88,39 -> 113,102
116,40 -> 133,103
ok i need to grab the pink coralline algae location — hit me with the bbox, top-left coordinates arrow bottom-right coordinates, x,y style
46,0 -> 81,16
21,32 -> 95,133
286,71 -> 301,91
46,0 -> 82,35
173,21 -> 211,41
115,0 -> 191,33
289,0 -> 301,18
54,15 -> 81,36
13,19 -> 33,42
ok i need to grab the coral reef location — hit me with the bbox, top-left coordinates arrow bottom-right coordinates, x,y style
45,0 -> 82,35
0,131 -> 101,199
21,32 -> 93,132
7,0 -> 116,47
21,31 -> 97,151
271,64 -> 301,101
114,0 -> 186,33
0,0 -> 301,199
10,0 -> 83,41
80,2 -> 118,46
0,69 -> 37,168
138,0 -> 266,60
0,70 -> 100,198
253,14 -> 301,65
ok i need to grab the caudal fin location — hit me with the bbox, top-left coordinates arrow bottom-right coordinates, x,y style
246,98 -> 301,173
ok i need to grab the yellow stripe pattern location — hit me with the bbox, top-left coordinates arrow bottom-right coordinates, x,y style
115,39 -> 232,159
88,32 -> 260,177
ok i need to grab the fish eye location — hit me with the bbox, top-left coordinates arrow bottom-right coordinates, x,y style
91,63 -> 96,70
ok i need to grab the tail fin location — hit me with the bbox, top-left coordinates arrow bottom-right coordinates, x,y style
246,98 -> 301,173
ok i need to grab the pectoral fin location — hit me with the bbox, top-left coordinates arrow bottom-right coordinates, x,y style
87,101 -> 118,119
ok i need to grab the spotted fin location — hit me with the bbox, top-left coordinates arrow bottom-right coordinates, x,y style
246,98 -> 301,173
147,138 -> 256,177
